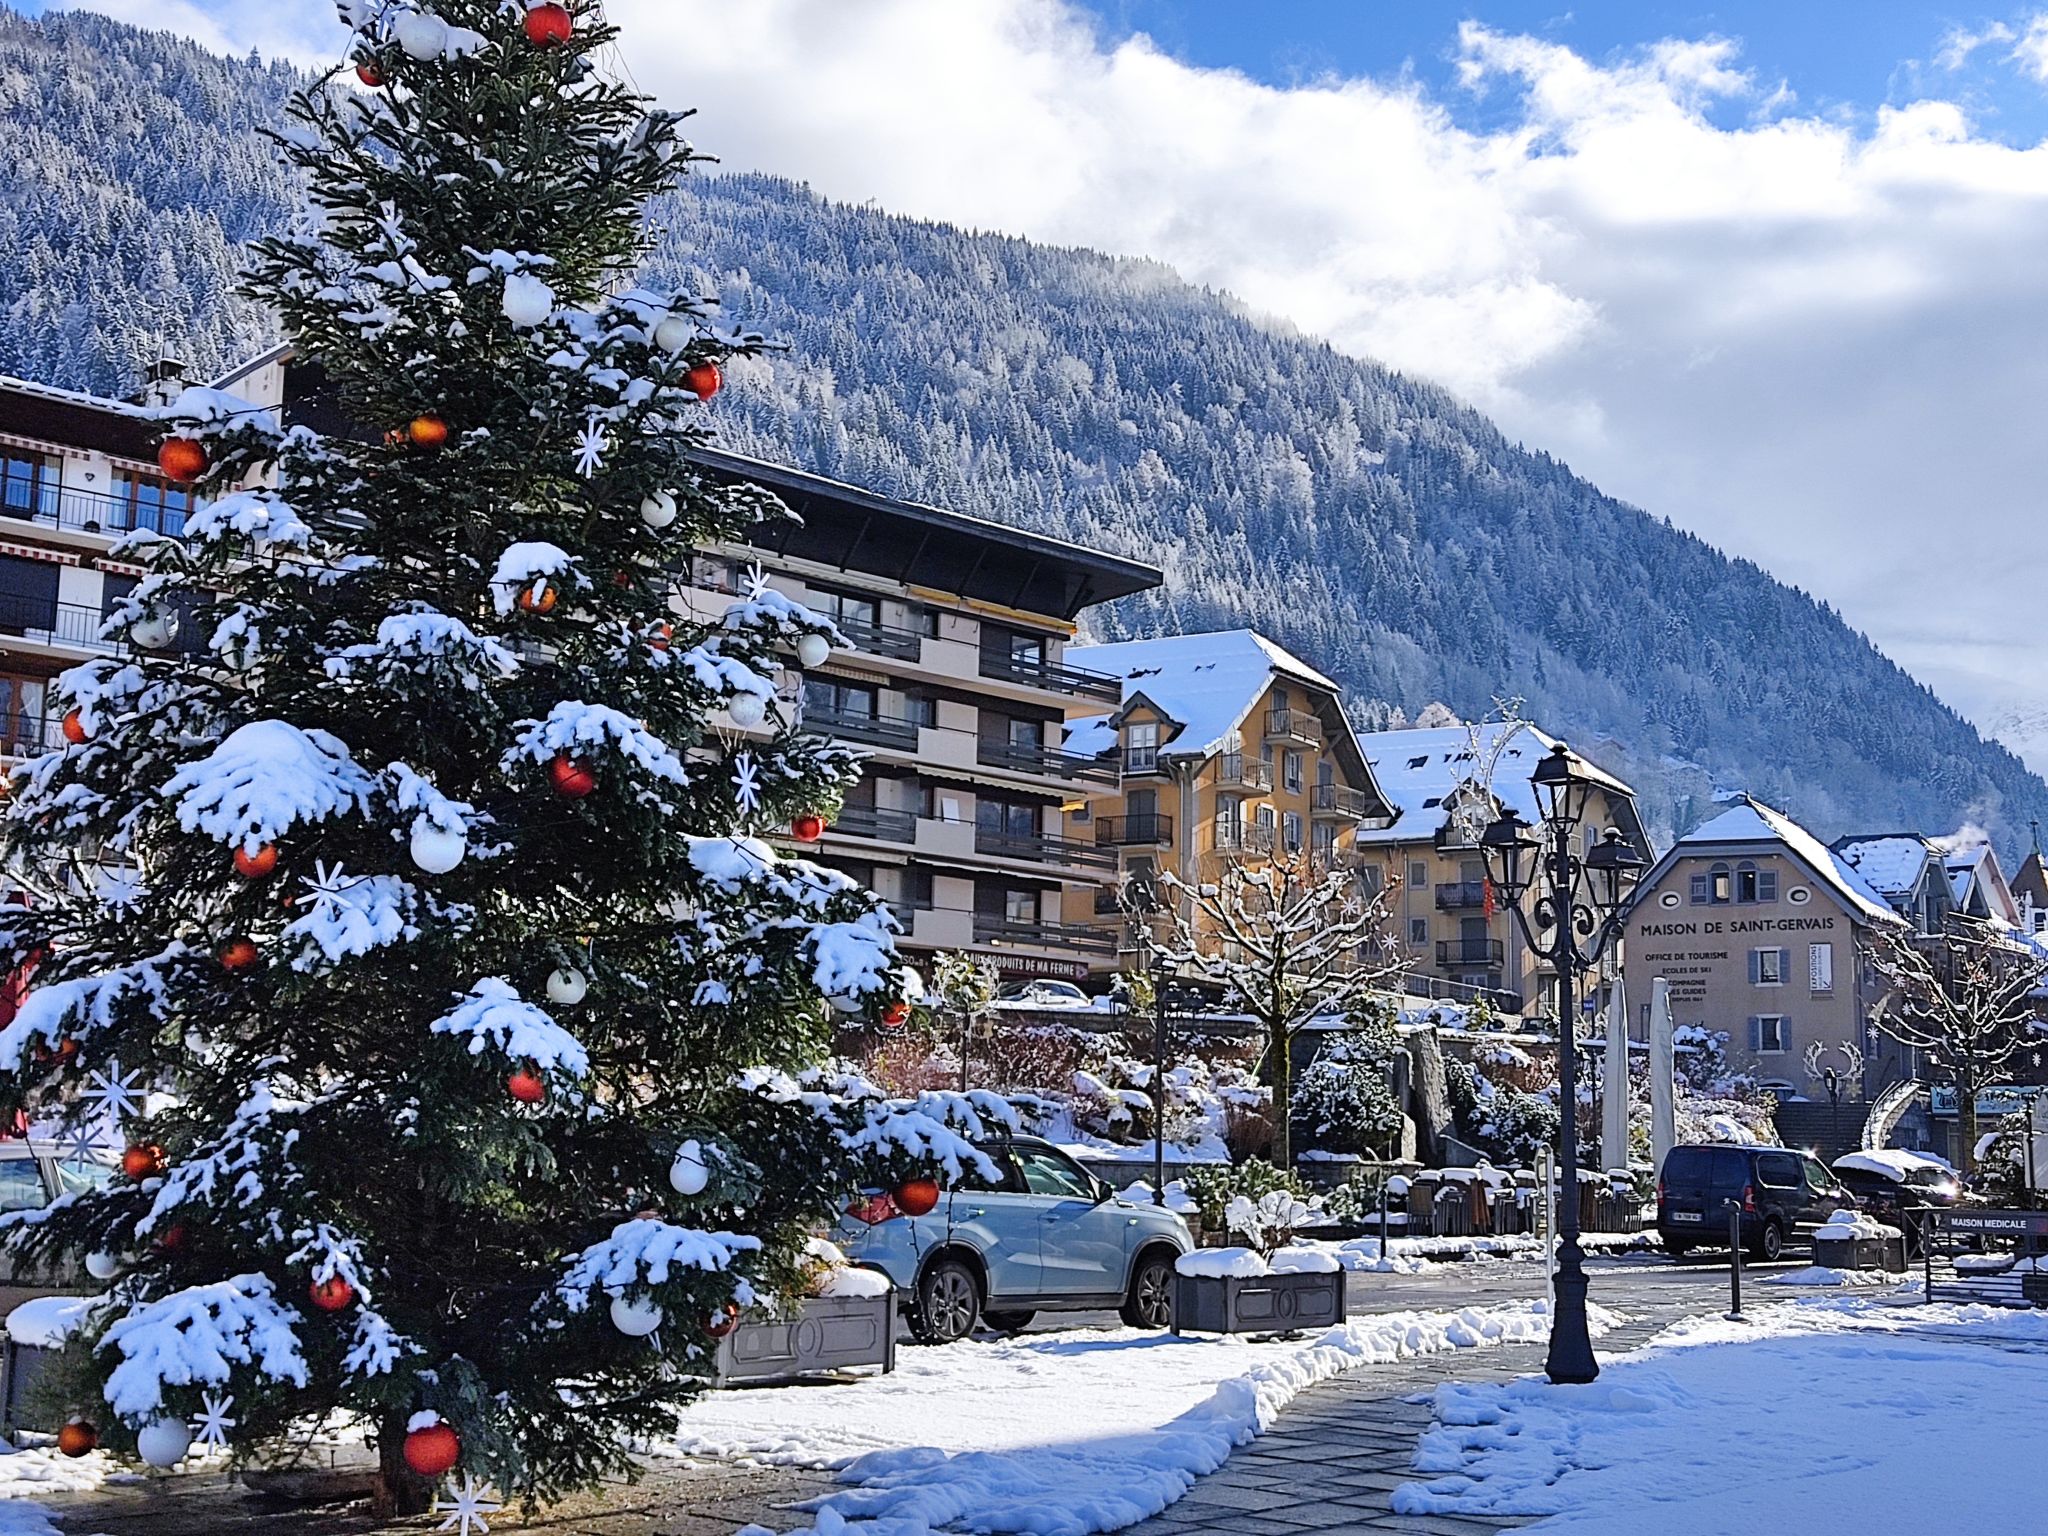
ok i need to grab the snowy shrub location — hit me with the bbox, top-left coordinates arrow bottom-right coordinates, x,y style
1181,1159 -> 1308,1235
1224,1189 -> 1315,1259
1293,1020 -> 1403,1156
1444,1055 -> 1560,1166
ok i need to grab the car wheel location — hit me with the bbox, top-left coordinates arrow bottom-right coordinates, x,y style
1120,1249 -> 1176,1330
1749,1219 -> 1784,1263
980,1309 -> 1035,1332
910,1258 -> 981,1345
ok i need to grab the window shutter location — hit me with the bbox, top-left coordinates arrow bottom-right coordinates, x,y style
1747,950 -> 1760,984
1758,869 -> 1778,902
1810,943 -> 1833,992
1690,874 -> 1709,904
1748,1016 -> 1763,1052
1777,947 -> 1791,982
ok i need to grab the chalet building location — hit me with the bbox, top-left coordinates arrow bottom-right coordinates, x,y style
1058,630 -> 1396,976
1349,723 -> 1650,1015
1622,796 -> 1907,1099
2013,829 -> 2048,939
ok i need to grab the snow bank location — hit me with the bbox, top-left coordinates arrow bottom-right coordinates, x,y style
1306,1231 -> 1651,1269
5,1296 -> 91,1349
1760,1266 -> 1903,1288
1815,1208 -> 1903,1241
703,1300 -> 1605,1536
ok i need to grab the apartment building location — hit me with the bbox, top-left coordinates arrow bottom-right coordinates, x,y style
0,367 -> 204,762
1057,629 -> 1397,974
1350,723 -> 1650,1015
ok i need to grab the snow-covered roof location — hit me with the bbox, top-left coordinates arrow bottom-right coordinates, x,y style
1669,798 -> 1900,925
0,371 -> 151,418
1833,834 -> 1938,899
1066,630 -> 1338,759
1348,722 -> 1638,850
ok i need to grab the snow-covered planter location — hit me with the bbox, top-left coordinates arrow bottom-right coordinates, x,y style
1171,1246 -> 1343,1336
2,1294 -> 92,1434
712,1243 -> 895,1385
1811,1209 -> 1906,1274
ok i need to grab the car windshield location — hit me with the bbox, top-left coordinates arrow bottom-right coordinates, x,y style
52,1159 -> 113,1198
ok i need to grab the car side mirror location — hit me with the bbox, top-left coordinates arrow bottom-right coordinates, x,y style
1092,1178 -> 1113,1204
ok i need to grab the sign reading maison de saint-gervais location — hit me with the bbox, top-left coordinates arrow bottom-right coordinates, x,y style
1635,915 -> 1839,937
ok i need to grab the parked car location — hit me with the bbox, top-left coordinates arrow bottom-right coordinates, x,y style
1655,1144 -> 1852,1261
0,1140 -> 112,1319
1831,1150 -> 1964,1253
837,1135 -> 1191,1343
995,980 -> 1093,1010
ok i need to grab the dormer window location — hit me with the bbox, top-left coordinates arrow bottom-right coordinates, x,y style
1124,720 -> 1159,773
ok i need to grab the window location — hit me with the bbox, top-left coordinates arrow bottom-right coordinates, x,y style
0,449 -> 56,524
1734,861 -> 1777,903
1312,822 -> 1337,860
1749,1015 -> 1788,1054
900,694 -> 936,728
977,798 -> 1038,841
816,588 -> 880,630
1015,1146 -> 1096,1199
1408,860 -> 1429,887
957,1146 -> 1023,1194
1750,947 -> 1786,987
1256,804 -> 1277,831
1004,888 -> 1038,923
0,1158 -> 44,1214
1009,632 -> 1046,667
112,468 -> 194,537
0,675 -> 46,756
0,556 -> 58,635
901,868 -> 935,911
804,678 -> 876,719
1126,720 -> 1160,772
1755,1151 -> 1801,1188
1809,942 -> 1834,993
1283,750 -> 1304,793
1409,917 -> 1429,944
1008,717 -> 1044,749
1283,811 -> 1303,852
1271,685 -> 1289,712
1800,1155 -> 1834,1192
1709,863 -> 1732,904
1316,760 -> 1334,788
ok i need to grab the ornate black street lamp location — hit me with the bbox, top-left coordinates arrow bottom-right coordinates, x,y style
1479,743 -> 1642,1385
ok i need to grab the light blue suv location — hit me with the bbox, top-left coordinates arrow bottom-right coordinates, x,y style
838,1135 -> 1191,1343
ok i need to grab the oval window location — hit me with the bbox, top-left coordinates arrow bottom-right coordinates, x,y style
1659,891 -> 1681,908
1787,887 -> 1811,906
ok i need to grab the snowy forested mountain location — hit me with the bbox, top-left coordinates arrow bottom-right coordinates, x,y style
3,4 -> 2042,850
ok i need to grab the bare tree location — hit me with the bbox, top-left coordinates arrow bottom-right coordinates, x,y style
1869,930 -> 2048,1172
1156,851 -> 1403,1168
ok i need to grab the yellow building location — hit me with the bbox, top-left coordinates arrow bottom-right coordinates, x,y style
1059,630 -> 1396,974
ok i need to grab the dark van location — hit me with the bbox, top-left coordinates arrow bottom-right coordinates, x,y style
1656,1144 -> 1851,1261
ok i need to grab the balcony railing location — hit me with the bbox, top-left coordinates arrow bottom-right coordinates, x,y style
1264,707 -> 1321,743
0,596 -> 127,654
1216,753 -> 1272,792
1435,880 -> 1491,911
1212,820 -> 1276,855
829,612 -> 926,662
1,483 -> 191,540
0,712 -> 67,758
1123,746 -> 1162,774
1312,783 -> 1372,817
1437,937 -> 1505,967
971,913 -> 1119,956
976,738 -> 1121,786
829,804 -> 920,844
1094,813 -> 1173,847
806,706 -> 921,752
975,825 -> 1119,870
978,649 -> 1123,704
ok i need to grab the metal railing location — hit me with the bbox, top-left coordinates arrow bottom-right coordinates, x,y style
1122,746 -> 1162,774
971,913 -> 1119,955
0,596 -> 124,654
829,804 -> 920,844
1,483 -> 191,540
1312,783 -> 1372,816
805,706 -> 922,752
1264,707 -> 1321,742
977,649 -> 1123,703
1217,753 -> 1272,791
1212,820 -> 1276,855
974,826 -> 1120,870
1435,880 -> 1491,910
1093,813 -> 1173,847
975,738 -> 1121,786
1437,937 -> 1505,967
0,712 -> 67,758
829,612 -> 926,662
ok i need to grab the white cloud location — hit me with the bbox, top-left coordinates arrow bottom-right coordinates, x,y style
48,0 -> 2048,763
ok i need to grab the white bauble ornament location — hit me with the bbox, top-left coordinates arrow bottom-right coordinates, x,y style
609,1294 -> 664,1337
131,608 -> 180,650
84,1251 -> 121,1281
137,1418 -> 193,1468
669,1139 -> 709,1196
652,315 -> 694,354
796,633 -> 832,669
409,824 -> 466,875
727,692 -> 768,729
638,490 -> 677,530
394,11 -> 449,59
501,272 -> 555,329
827,993 -> 864,1014
546,966 -> 587,1006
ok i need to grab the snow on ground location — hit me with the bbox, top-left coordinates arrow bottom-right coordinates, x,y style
1305,1232 -> 1651,1270
1394,1297 -> 2048,1533
671,1300 -> 1608,1536
1760,1265 -> 1907,1288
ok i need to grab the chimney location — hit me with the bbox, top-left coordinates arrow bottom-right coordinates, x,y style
140,356 -> 187,408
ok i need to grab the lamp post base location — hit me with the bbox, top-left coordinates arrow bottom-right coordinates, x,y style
1544,1253 -> 1600,1385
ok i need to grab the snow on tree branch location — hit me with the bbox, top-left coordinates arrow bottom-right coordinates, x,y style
502,702 -> 687,787
100,1274 -> 310,1422
555,1219 -> 761,1311
429,979 -> 588,1078
161,719 -> 377,853
0,944 -> 192,1071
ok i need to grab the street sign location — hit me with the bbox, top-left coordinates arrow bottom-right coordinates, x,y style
1929,1084 -> 2040,1118
1944,1209 -> 2048,1240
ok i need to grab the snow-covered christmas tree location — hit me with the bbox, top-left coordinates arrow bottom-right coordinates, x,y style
0,0 -> 994,1513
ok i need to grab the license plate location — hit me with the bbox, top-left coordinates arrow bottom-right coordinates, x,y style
1671,1212 -> 1704,1223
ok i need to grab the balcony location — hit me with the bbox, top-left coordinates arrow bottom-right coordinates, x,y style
806,706 -> 921,752
1094,813 -> 1173,847
1312,784 -> 1373,817
0,712 -> 67,759
1437,937 -> 1505,967
1,483 -> 191,541
1212,820 -> 1276,855
976,738 -> 1121,786
1435,880 -> 1491,911
828,804 -> 920,844
974,826 -> 1120,871
978,649 -> 1123,704
1122,746 -> 1163,776
1264,707 -> 1321,744
971,913 -> 1118,956
829,612 -> 926,662
1216,753 -> 1272,792
0,597 -> 127,655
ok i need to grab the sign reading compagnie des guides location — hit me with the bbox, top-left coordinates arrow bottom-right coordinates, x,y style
1929,1084 -> 2041,1118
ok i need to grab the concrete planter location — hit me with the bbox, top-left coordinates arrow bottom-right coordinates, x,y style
1172,1268 -> 1344,1337
712,1291 -> 895,1385
1813,1231 -> 1906,1273
0,1338 -> 57,1434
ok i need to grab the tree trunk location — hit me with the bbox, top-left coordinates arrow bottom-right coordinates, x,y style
370,1411 -> 433,1518
1269,1014 -> 1293,1171
1957,1065 -> 1979,1177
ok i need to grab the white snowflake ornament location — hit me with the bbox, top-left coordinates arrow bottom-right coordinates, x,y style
731,753 -> 761,814
436,1474 -> 502,1535
82,1060 -> 146,1122
191,1391 -> 237,1449
573,414 -> 608,478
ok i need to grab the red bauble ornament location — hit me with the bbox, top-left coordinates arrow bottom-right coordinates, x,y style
308,1275 -> 355,1312
407,414 -> 449,448
57,1422 -> 97,1458
881,1000 -> 912,1027
233,843 -> 277,880
121,1143 -> 164,1181
523,2 -> 573,47
60,710 -> 87,746
649,622 -> 672,652
704,1304 -> 742,1338
683,361 -> 723,400
158,1222 -> 189,1252
355,60 -> 384,86
516,583 -> 558,615
403,1422 -> 461,1478
506,1068 -> 546,1104
218,937 -> 260,972
548,755 -> 596,799
894,1178 -> 941,1217
790,813 -> 826,843
157,438 -> 208,485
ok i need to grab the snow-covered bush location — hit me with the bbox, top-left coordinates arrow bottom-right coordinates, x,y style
1182,1158 -> 1309,1235
1224,1189 -> 1315,1260
1294,1020 -> 1403,1156
1445,1055 -> 1560,1166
